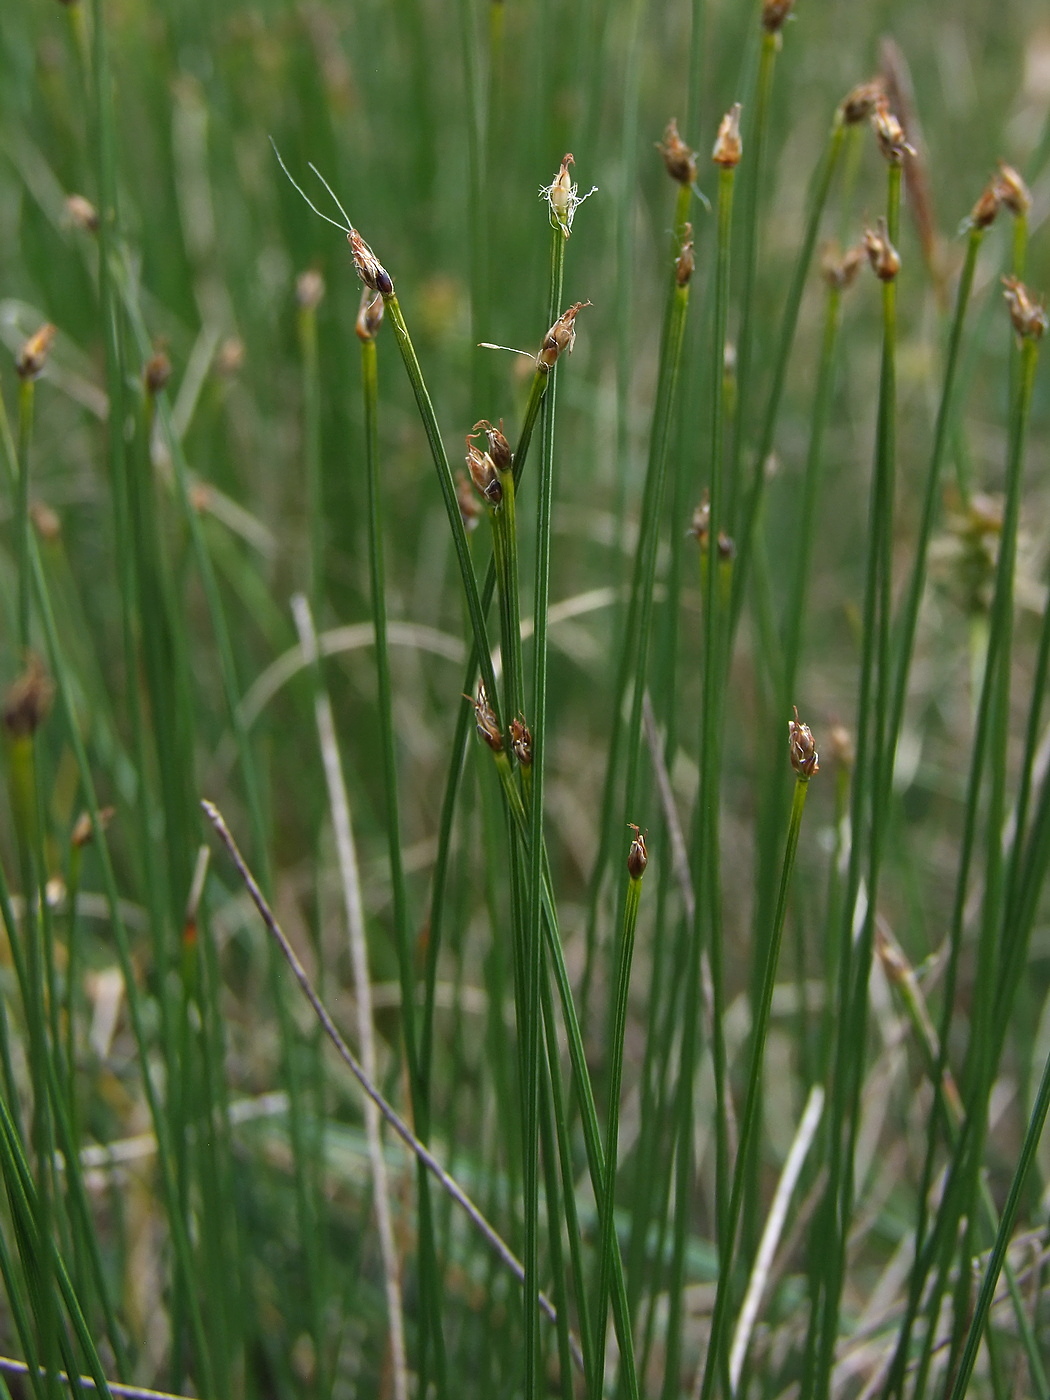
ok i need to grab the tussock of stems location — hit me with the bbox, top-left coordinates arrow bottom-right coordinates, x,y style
839,78 -> 883,125
712,103 -> 743,167
1002,276 -> 1048,340
657,119 -> 697,187
65,194 -> 99,232
468,684 -> 503,752
144,352 -> 172,395
864,218 -> 900,281
626,825 -> 648,880
821,241 -> 865,291
870,95 -> 915,164
16,323 -> 56,380
296,269 -> 325,310
537,301 -> 591,370
541,152 -> 597,238
355,287 -> 384,341
473,419 -> 513,474
788,706 -> 819,779
510,717 -> 532,767
675,224 -> 695,286
465,433 -> 503,507
762,0 -> 795,33
2,654 -> 54,739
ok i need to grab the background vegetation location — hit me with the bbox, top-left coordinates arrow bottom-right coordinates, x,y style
1,0 -> 1050,1397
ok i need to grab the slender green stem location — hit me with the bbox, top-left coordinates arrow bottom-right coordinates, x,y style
947,1035 -> 1050,1400
16,378 -> 35,653
593,858 -> 645,1398
382,292 -> 499,712
814,158 -> 901,1400
521,219 -> 565,1400
701,772 -> 813,1400
732,113 -> 847,634
728,27 -> 778,532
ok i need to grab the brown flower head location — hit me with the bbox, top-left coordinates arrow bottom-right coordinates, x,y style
1002,277 -> 1047,341
537,301 -> 591,370
468,684 -> 503,753
16,323 -> 56,380
657,120 -> 697,187
3,654 -> 54,741
788,706 -> 819,779
712,103 -> 743,168
627,825 -> 648,879
348,228 -> 393,297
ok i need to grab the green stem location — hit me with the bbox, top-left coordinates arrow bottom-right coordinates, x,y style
593,863 -> 645,1398
701,773 -> 812,1400
16,378 -> 34,652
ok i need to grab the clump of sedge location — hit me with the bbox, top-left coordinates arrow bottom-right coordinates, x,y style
2,654 -> 54,741
627,825 -> 648,879
465,431 -> 503,507
1002,277 -> 1048,341
712,103 -> 743,168
657,120 -> 697,187
788,707 -> 819,779
864,218 -> 900,281
538,301 -> 591,371
16,324 -> 56,380
469,684 -> 503,752
510,716 -> 532,766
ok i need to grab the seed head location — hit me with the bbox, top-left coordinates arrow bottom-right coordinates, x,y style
712,103 -> 743,168
541,153 -> 597,238
996,163 -> 1031,218
675,224 -> 695,286
3,654 -> 54,741
864,218 -> 900,282
538,301 -> 591,370
65,194 -> 99,233
296,269 -> 326,310
839,79 -> 883,126
627,825 -> 648,880
870,96 -> 915,165
510,716 -> 533,766
456,470 -> 483,532
969,178 -> 1003,231
144,352 -> 172,395
762,0 -> 795,33
72,806 -> 115,849
656,120 -> 697,187
788,706 -> 819,779
688,493 -> 711,545
16,323 -> 56,381
821,241 -> 865,291
348,228 -> 393,297
473,419 -> 513,474
355,286 -> 384,341
465,434 -> 503,507
828,724 -> 854,770
1002,277 -> 1047,341
468,684 -> 503,753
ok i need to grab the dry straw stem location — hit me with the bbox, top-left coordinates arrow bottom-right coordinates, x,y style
199,799 -> 584,1372
291,596 -> 408,1400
